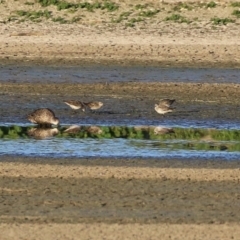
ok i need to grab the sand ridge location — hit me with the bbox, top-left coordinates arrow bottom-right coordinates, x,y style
0,0 -> 240,67
1,161 -> 240,181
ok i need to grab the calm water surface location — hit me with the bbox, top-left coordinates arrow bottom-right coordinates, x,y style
1,65 -> 240,83
1,138 -> 240,160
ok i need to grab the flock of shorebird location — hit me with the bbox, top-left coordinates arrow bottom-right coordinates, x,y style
27,100 -> 104,126
26,98 -> 176,139
63,100 -> 104,112
27,98 -> 176,126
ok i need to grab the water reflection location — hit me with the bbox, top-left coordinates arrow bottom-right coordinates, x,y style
130,139 -> 232,152
1,125 -> 240,159
27,127 -> 59,140
64,125 -> 81,134
87,126 -> 103,135
63,125 -> 103,135
1,138 -> 240,160
1,125 -> 240,141
154,126 -> 175,135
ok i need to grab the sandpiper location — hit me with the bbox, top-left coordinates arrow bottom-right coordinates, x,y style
64,100 -> 86,112
154,99 -> 176,115
154,104 -> 174,114
83,101 -> 103,111
27,127 -> 59,140
27,108 -> 59,126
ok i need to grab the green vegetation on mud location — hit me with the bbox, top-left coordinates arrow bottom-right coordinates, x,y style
2,0 -> 239,27
37,0 -> 119,11
2,125 -> 240,141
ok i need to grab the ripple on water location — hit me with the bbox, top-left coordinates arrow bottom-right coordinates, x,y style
1,65 -> 240,83
1,138 -> 240,160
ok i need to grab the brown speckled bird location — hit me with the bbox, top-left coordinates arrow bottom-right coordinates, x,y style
154,104 -> 174,115
83,101 -> 103,111
154,99 -> 176,115
64,100 -> 86,112
27,108 -> 59,126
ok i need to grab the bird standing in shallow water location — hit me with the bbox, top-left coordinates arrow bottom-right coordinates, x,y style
63,100 -> 86,112
154,104 -> 174,114
83,101 -> 103,112
154,98 -> 176,115
27,108 -> 59,127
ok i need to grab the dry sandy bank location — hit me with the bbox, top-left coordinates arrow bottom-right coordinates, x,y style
0,0 -> 240,67
1,26 -> 240,68
1,223 -> 240,240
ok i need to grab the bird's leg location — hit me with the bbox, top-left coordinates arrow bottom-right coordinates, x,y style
72,110 -> 78,115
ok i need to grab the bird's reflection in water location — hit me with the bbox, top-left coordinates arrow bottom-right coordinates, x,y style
27,127 -> 59,140
64,125 -> 81,134
64,125 -> 103,135
87,126 -> 103,134
154,126 -> 175,135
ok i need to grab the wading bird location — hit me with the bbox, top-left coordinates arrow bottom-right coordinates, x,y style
27,108 -> 59,127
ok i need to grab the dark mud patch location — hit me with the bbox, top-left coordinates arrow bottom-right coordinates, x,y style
1,175 -> 240,224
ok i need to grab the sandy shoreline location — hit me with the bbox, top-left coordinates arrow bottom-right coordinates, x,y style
2,157 -> 240,180
1,28 -> 240,67
1,5 -> 240,67
0,0 -> 239,68
1,223 -> 240,240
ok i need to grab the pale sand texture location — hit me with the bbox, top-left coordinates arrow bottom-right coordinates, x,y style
1,223 -> 240,240
0,0 -> 240,67
1,162 -> 240,181
1,25 -> 240,67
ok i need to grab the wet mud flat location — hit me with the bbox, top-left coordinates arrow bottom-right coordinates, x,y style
1,81 -> 240,127
1,157 -> 240,239
1,157 -> 240,225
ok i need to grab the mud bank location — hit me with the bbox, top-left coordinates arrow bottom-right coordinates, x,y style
1,157 -> 240,239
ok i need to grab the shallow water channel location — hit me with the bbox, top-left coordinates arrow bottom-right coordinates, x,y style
1,65 -> 240,84
0,65 -> 240,160
1,124 -> 240,160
